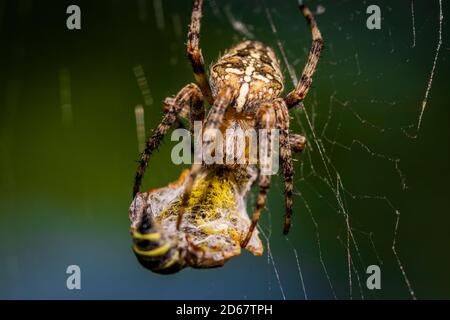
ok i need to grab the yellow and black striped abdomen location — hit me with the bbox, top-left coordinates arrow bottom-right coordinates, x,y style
131,229 -> 185,274
130,204 -> 186,274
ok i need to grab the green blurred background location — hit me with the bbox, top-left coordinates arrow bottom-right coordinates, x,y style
0,0 -> 449,299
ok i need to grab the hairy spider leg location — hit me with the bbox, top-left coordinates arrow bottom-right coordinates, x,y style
241,101 -> 278,247
187,0 -> 214,105
289,133 -> 307,154
285,4 -> 323,109
133,83 -> 204,197
176,86 -> 235,230
275,99 -> 295,234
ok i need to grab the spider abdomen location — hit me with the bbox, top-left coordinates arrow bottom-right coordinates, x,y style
210,40 -> 284,112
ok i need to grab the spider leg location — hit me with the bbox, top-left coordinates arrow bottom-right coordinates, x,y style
133,83 -> 204,197
274,100 -> 295,235
163,91 -> 206,134
187,0 -> 214,105
289,133 -> 306,154
176,87 -> 235,230
284,4 -> 323,109
241,102 -> 277,248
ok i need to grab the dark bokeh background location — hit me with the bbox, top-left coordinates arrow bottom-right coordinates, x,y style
0,0 -> 449,299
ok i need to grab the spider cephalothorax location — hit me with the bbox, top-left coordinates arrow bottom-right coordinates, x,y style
129,0 -> 323,273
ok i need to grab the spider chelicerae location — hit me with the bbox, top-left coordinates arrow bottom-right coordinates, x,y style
129,0 -> 323,273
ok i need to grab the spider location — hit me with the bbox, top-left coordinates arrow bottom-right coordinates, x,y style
129,0 -> 322,273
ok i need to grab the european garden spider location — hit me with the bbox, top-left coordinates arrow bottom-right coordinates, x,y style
129,0 -> 322,273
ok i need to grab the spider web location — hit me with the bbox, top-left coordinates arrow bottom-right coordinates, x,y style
133,0 -> 445,299
217,0 -> 443,300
